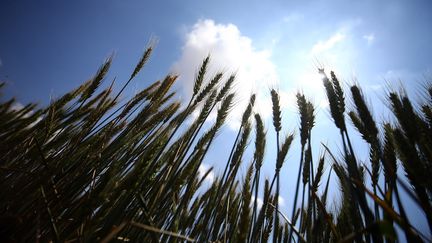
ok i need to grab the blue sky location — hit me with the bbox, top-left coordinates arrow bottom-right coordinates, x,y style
1,0 -> 431,104
1,0 -> 432,237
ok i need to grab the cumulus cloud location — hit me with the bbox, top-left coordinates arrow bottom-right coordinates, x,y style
295,70 -> 326,93
310,32 -> 346,55
249,196 -> 285,210
172,19 -> 283,129
10,102 -> 25,111
278,196 -> 285,207
198,163 -> 215,184
251,196 -> 264,209
9,102 -> 42,128
363,33 -> 375,45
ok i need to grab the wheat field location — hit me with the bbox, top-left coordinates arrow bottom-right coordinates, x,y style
1,49 -> 431,242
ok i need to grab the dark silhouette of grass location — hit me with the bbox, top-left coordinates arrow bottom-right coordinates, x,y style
0,51 -> 431,242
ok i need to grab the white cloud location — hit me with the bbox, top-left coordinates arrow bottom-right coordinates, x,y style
363,33 -> 375,45
249,196 -> 284,210
9,102 -> 42,128
198,163 -> 215,184
285,67 -> 330,110
278,196 -> 285,207
172,19 -> 284,129
10,102 -> 25,111
251,196 -> 264,209
254,89 -> 296,121
310,32 -> 346,55
295,70 -> 326,93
